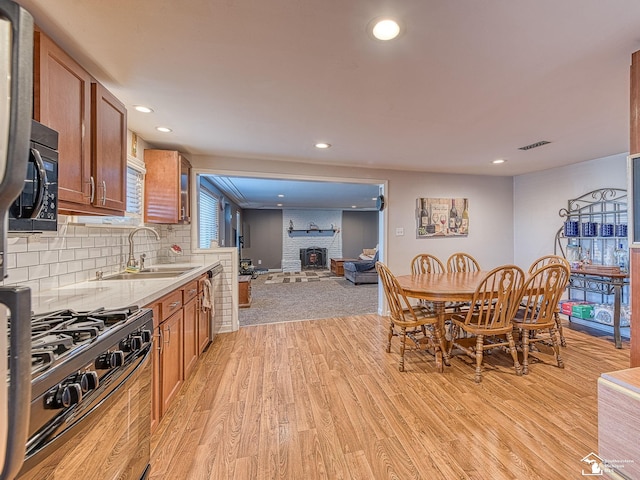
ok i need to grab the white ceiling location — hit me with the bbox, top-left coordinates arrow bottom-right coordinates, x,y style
15,0 -> 640,205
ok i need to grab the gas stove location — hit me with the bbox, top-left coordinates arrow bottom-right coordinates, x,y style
9,305 -> 154,479
26,306 -> 142,377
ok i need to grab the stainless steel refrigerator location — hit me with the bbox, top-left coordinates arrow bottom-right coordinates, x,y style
0,1 -> 35,479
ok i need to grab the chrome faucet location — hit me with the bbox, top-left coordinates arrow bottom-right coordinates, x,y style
126,227 -> 160,269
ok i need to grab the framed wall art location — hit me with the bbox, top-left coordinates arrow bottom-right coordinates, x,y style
416,197 -> 469,237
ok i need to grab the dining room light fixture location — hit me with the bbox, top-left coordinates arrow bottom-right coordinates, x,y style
314,142 -> 331,149
371,18 -> 401,41
134,105 -> 154,113
156,126 -> 172,133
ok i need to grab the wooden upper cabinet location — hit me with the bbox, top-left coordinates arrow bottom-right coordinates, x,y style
33,28 -> 127,216
631,50 -> 640,155
144,149 -> 192,224
91,83 -> 127,212
34,29 -> 92,207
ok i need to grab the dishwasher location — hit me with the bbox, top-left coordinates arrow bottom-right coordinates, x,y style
206,264 -> 224,340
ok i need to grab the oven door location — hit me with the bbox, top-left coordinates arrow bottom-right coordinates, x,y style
16,346 -> 152,480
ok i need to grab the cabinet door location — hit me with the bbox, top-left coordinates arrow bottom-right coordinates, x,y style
91,82 -> 127,213
151,325 -> 161,433
180,155 -> 191,223
34,30 -> 92,208
161,310 -> 183,416
144,150 -> 180,223
183,297 -> 198,379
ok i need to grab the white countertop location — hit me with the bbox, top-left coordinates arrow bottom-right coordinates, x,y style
30,261 -> 219,315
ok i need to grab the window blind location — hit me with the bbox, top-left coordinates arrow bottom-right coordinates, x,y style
199,187 -> 219,248
126,166 -> 144,216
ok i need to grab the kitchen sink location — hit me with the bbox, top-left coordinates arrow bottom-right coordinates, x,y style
96,267 -> 195,281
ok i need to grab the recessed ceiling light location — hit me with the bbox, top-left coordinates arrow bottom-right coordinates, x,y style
277,194 -> 285,198
315,142 -> 331,149
492,159 -> 506,164
156,126 -> 172,133
134,105 -> 154,113
277,203 -> 283,207
351,205 -> 357,209
371,18 -> 401,41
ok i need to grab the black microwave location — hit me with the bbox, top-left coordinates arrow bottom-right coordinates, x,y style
9,120 -> 58,232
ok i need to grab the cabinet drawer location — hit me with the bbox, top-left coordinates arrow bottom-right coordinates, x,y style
183,280 -> 199,304
160,290 -> 183,322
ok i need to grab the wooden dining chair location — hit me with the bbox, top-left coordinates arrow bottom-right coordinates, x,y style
514,262 -> 570,374
528,254 -> 570,346
446,252 -> 480,273
376,261 -> 442,372
445,252 -> 480,314
411,254 -> 445,274
448,264 -> 525,383
410,254 -> 446,313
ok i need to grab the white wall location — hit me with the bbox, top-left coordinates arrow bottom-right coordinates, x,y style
513,153 -> 628,268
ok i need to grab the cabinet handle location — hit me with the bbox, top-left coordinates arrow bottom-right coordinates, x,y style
89,176 -> 95,203
181,206 -> 186,220
188,288 -> 197,295
169,301 -> 181,310
102,180 -> 107,205
157,329 -> 164,354
165,326 -> 171,345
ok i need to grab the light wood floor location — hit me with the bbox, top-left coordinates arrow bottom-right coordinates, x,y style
150,315 -> 630,479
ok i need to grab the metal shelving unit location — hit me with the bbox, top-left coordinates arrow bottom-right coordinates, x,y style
554,188 -> 630,347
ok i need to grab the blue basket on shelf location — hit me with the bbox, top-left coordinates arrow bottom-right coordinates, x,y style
600,223 -> 614,237
615,224 -> 628,237
563,221 -> 579,237
581,222 -> 598,237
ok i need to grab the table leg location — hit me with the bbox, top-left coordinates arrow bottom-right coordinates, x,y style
434,301 -> 450,370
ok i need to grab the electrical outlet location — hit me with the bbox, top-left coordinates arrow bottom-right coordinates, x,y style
258,259 -> 262,264
396,227 -> 404,236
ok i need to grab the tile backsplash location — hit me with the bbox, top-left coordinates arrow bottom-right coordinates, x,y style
2,221 -> 196,293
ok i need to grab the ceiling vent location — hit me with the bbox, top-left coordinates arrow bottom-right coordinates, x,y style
518,140 -> 551,151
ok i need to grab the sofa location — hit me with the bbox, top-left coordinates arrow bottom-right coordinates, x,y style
344,250 -> 379,285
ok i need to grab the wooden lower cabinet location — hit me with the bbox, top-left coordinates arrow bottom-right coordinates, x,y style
161,310 -> 183,416
183,296 -> 198,380
149,274 -> 211,432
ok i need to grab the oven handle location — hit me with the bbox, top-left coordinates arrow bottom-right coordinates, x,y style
0,286 -> 32,480
28,148 -> 46,219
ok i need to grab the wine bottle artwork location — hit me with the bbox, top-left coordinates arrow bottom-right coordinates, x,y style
416,197 -> 469,237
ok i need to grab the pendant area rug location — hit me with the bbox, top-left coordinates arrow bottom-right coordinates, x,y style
264,270 -> 341,284
239,273 -> 378,326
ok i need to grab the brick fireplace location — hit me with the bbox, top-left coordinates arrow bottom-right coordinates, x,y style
281,209 -> 342,272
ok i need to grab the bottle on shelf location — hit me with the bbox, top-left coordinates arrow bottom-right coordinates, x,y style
449,199 -> 458,233
615,243 -> 628,272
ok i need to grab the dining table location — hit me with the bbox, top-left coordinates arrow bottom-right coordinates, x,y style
396,270 -> 496,372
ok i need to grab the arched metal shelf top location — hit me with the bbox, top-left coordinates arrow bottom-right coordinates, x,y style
558,188 -> 627,219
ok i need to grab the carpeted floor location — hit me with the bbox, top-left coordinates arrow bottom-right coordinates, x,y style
239,270 -> 378,326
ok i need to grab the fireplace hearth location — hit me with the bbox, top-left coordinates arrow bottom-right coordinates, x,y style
300,247 -> 327,269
